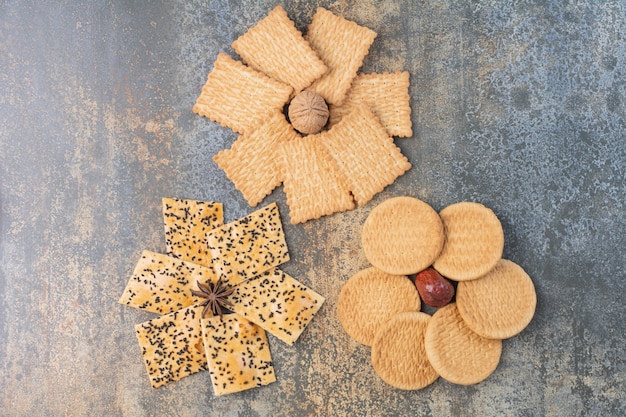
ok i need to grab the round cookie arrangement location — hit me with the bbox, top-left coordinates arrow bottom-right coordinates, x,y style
337,196 -> 537,389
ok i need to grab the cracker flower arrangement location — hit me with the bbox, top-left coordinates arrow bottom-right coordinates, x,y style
119,199 -> 324,394
193,6 -> 413,224
338,196 -> 537,389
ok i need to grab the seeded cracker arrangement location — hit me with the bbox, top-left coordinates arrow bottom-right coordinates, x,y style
338,197 -> 537,389
119,200 -> 324,394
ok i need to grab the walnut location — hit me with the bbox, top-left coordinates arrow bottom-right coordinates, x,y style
288,91 -> 329,135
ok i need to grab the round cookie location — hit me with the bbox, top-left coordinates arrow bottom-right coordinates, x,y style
371,311 -> 439,390
361,196 -> 444,275
433,201 -> 504,281
456,259 -> 536,339
425,303 -> 502,385
337,267 -> 420,346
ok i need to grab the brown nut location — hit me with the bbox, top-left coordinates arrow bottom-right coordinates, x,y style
414,268 -> 455,308
288,90 -> 329,135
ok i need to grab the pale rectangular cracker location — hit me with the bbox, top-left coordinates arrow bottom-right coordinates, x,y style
274,133 -> 355,224
163,197 -> 223,267
202,314 -> 275,396
329,72 -> 413,137
207,202 -> 290,280
193,52 -> 293,135
135,305 -> 207,388
229,268 -> 325,345
232,5 -> 327,94
305,8 -> 377,105
118,250 -> 218,315
320,103 -> 411,206
213,111 -> 300,207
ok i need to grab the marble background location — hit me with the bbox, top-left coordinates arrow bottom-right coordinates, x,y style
0,1 -> 624,416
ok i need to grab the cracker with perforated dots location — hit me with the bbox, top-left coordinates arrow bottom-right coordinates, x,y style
320,103 -> 411,207
193,53 -> 292,135
328,72 -> 412,137
213,112 -> 300,207
274,133 -> 355,224
305,7 -> 377,105
232,5 -> 327,94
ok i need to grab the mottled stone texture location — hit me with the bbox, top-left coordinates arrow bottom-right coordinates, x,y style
0,1 -> 624,416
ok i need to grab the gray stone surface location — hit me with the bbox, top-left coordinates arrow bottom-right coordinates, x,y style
0,1 -> 624,416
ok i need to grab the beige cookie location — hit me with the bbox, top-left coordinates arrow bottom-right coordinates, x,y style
213,111 -> 299,207
425,303 -> 502,385
361,196 -> 444,275
320,103 -> 411,207
371,311 -> 439,390
337,267 -> 420,346
328,71 -> 412,138
192,53 -> 292,136
305,7 -> 377,105
456,259 -> 537,339
232,5 -> 327,94
274,133 -> 355,224
433,201 -> 504,281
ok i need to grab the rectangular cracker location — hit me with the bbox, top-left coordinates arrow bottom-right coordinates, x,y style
118,250 -> 217,315
305,8 -> 377,105
193,53 -> 293,135
213,111 -> 300,207
329,72 -> 413,137
274,133 -> 355,224
320,103 -> 411,206
229,268 -> 325,345
202,314 -> 276,396
232,5 -> 327,94
163,197 -> 224,267
135,305 -> 207,388
207,202 -> 290,280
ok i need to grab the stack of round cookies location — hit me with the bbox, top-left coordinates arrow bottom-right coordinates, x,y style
337,196 -> 536,389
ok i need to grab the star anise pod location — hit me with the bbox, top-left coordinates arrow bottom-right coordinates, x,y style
191,276 -> 236,318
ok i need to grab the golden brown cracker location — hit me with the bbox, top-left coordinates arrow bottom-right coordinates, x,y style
305,8 -> 377,105
118,250 -> 218,315
202,314 -> 276,396
135,305 -> 207,388
425,303 -> 502,385
329,72 -> 412,137
162,198 -> 223,267
232,5 -> 327,94
456,259 -> 537,339
433,202 -> 505,281
230,268 -> 325,345
192,52 -> 293,135
274,133 -> 355,224
207,202 -> 289,281
337,267 -> 420,346
320,103 -> 411,206
361,196 -> 444,275
213,111 -> 300,207
371,311 -> 439,390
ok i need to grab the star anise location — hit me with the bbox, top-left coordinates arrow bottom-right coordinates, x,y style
191,277 -> 236,318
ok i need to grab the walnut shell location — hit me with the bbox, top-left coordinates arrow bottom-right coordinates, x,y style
288,91 -> 329,135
